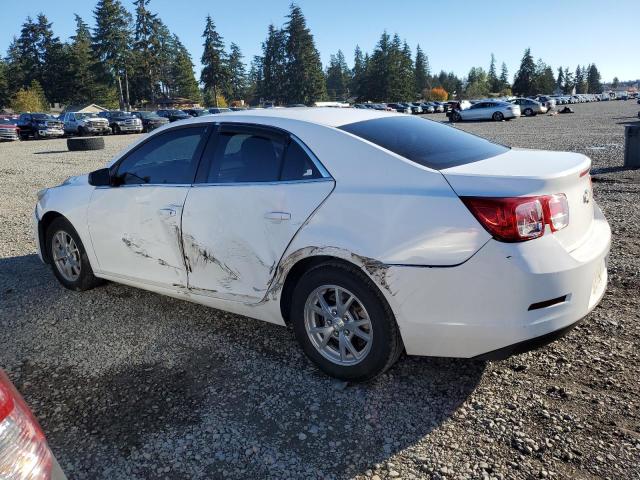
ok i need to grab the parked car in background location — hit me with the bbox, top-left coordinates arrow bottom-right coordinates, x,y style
183,108 -> 209,117
408,102 -> 424,114
0,369 -> 67,479
208,107 -> 232,114
450,101 -> 520,122
419,103 -> 435,113
34,108 -> 610,381
156,109 -> 191,122
17,113 -> 64,140
0,118 -> 20,141
132,111 -> 170,133
509,98 -> 547,116
97,111 -> 143,134
386,103 -> 412,114
61,112 -> 111,136
430,102 -> 446,113
536,96 -> 557,110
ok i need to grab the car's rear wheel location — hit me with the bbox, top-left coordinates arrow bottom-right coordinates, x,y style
493,111 -> 504,121
450,111 -> 462,122
113,124 -> 121,134
291,262 -> 403,382
46,217 -> 103,291
524,108 -> 534,117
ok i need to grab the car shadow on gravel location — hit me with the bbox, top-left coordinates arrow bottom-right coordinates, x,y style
2,254 -> 486,479
33,150 -> 71,155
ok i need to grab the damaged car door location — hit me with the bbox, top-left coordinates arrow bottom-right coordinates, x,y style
87,125 -> 211,288
181,123 -> 334,301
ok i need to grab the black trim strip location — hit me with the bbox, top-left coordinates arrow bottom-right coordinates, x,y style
473,318 -> 582,361
528,295 -> 568,311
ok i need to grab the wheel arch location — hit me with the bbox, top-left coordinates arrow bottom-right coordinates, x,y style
38,211 -> 66,264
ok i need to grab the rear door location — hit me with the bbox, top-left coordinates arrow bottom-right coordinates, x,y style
182,123 -> 334,301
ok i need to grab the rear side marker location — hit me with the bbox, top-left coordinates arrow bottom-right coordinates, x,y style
528,295 -> 568,311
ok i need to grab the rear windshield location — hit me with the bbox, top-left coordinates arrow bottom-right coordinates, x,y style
338,116 -> 508,170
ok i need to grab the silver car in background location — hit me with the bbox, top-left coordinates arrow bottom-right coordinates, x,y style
450,101 -> 520,122
509,98 -> 548,116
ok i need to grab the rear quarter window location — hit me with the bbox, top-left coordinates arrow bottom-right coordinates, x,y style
338,116 -> 508,170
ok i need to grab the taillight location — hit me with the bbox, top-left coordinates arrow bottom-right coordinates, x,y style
462,194 -> 569,242
0,371 -> 53,480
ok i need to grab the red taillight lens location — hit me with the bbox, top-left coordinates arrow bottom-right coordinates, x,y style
462,194 -> 569,242
461,197 -> 545,242
0,371 -> 53,480
545,193 -> 570,231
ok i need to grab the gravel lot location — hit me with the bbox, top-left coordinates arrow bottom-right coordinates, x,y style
1,101 -> 639,480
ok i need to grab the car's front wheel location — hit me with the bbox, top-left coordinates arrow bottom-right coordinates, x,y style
46,217 -> 103,291
291,262 -> 403,382
493,111 -> 504,121
523,108 -> 534,117
450,111 -> 462,122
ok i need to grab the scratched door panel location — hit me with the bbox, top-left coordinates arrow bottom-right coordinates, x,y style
181,180 -> 334,301
87,186 -> 190,287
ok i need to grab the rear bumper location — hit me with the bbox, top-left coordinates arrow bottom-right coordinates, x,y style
385,203 -> 611,358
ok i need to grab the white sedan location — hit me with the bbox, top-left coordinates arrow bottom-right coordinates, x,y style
34,108 -> 610,381
451,100 -> 520,122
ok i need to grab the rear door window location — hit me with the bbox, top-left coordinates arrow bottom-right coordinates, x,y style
338,116 -> 509,170
280,140 -> 322,181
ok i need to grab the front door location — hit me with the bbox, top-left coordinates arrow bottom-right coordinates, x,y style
182,124 -> 334,301
87,124 -> 211,288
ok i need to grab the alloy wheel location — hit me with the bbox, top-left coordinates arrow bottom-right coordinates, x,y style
52,230 -> 81,282
304,285 -> 373,366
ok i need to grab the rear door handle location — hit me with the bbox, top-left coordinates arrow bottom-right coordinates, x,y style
264,211 -> 291,222
158,207 -> 177,217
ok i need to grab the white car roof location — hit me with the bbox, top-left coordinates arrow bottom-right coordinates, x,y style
199,107 -> 401,128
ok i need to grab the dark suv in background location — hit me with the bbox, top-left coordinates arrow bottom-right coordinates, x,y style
156,109 -> 191,122
131,111 -> 170,133
16,113 -> 64,139
97,111 -> 143,134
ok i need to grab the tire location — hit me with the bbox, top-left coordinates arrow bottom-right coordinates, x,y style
523,108 -> 534,117
113,124 -> 121,134
34,130 -> 40,140
291,261 -> 404,382
45,217 -> 103,291
78,126 -> 86,136
67,136 -> 105,151
450,111 -> 462,122
493,111 -> 504,121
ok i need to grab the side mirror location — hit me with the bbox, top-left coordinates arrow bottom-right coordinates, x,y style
88,168 -> 112,187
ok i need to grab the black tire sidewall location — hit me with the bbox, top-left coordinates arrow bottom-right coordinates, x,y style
46,217 -> 99,291
291,264 -> 399,381
494,112 -> 503,121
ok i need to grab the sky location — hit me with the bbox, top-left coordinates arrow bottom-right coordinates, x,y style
1,0 -> 637,83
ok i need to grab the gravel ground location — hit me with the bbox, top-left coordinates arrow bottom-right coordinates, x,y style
1,101 -> 639,480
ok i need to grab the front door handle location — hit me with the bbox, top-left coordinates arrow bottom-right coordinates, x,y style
158,207 -> 177,217
264,211 -> 291,222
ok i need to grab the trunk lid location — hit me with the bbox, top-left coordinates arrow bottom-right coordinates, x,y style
441,148 -> 594,251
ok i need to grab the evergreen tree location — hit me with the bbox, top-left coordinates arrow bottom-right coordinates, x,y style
414,45 -> 429,97
325,50 -> 350,101
226,42 -> 247,101
575,65 -> 587,94
246,55 -> 264,104
488,53 -> 500,93
512,48 -> 536,96
200,15 -> 229,107
36,14 -> 67,103
364,32 -> 391,101
563,67 -> 574,94
5,38 -> 25,97
67,15 -> 100,103
350,45 -> 366,100
465,66 -> 489,98
93,0 -> 133,108
284,4 -> 325,104
612,77 -> 619,89
261,24 -> 287,104
0,61 -> 8,108
533,60 -> 555,94
131,0 -> 160,104
499,62 -> 509,91
16,17 -> 40,88
586,64 -> 602,93
171,36 -> 201,101
556,67 -> 564,92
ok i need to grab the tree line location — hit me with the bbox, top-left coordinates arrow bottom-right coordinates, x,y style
0,1 -> 608,111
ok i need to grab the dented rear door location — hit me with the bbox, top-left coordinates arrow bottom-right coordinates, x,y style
182,124 -> 334,302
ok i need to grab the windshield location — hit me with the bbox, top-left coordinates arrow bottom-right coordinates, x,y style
32,114 -> 56,120
111,111 -> 131,117
338,116 -> 509,170
76,113 -> 98,119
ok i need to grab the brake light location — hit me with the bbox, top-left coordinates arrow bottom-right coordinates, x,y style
0,370 -> 53,480
462,194 -> 569,242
